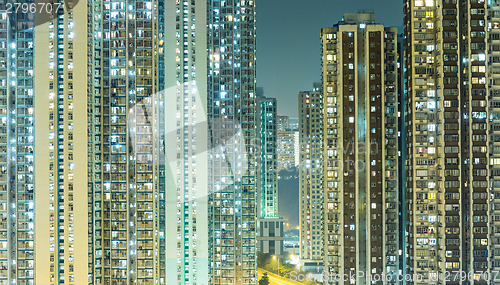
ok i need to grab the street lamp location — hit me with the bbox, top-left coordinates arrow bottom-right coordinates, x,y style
273,255 -> 280,276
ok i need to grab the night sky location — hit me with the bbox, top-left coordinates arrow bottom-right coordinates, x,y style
256,0 -> 404,117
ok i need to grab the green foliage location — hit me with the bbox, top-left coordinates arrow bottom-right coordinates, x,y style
258,272 -> 269,285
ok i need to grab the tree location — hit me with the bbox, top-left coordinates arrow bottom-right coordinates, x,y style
259,272 -> 270,285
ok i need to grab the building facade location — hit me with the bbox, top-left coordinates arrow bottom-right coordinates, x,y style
298,89 -> 324,270
277,129 -> 299,173
85,0 -> 167,283
164,0 -> 210,284
404,0 -> 500,283
207,0 -> 258,284
0,0 -> 258,284
257,98 -> 279,219
256,97 -> 284,256
277,115 -> 289,133
321,13 -> 400,284
0,5 -> 37,284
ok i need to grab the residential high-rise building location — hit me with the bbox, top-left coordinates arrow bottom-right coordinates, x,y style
0,2 -> 93,285
298,88 -> 324,271
256,97 -> 283,256
33,2 -> 89,284
489,1 -> 500,280
277,130 -> 299,173
257,97 -> 279,219
277,115 -> 289,132
85,0 -> 167,283
277,115 -> 300,174
404,0 -> 500,283
164,0 -> 209,284
397,32 -> 408,277
3,0 -> 258,284
321,13 -> 400,284
207,0 -> 258,284
0,7 -> 37,284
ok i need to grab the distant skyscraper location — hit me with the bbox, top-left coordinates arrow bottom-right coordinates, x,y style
298,88 -> 324,270
288,118 -> 299,132
257,98 -> 279,219
404,0 -> 500,283
256,97 -> 283,256
276,115 -> 299,173
207,0 -> 258,283
277,130 -> 298,173
277,115 -> 289,132
321,13 -> 400,284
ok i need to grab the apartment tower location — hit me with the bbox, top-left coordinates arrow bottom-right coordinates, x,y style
207,0 -> 258,284
0,5 -> 37,284
277,116 -> 300,173
404,0 -> 500,283
256,97 -> 283,256
321,13 -> 400,284
0,0 -> 257,283
298,87 -> 324,271
164,0 -> 210,284
84,0 -> 167,283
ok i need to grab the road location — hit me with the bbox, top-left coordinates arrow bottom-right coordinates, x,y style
257,268 -> 304,285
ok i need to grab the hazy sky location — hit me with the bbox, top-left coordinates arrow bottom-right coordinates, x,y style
256,0 -> 404,117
